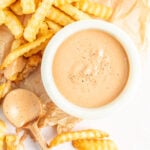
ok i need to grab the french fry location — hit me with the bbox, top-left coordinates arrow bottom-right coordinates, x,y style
10,0 -> 23,16
1,31 -> 53,69
54,0 -> 79,6
0,9 -> 5,25
21,0 -> 36,14
46,6 -> 74,26
72,139 -> 118,150
2,9 -> 24,39
24,39 -> 49,57
48,129 -> 109,148
0,119 -> 6,136
56,3 -> 91,20
11,38 -> 26,52
5,135 -> 25,150
23,0 -> 54,42
0,0 -> 16,9
0,81 -> 11,100
46,19 -> 62,32
38,21 -> 49,36
0,136 -> 4,150
74,0 -> 113,20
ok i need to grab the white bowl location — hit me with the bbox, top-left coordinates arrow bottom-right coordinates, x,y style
41,19 -> 141,119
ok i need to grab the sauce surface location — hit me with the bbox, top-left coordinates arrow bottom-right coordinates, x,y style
53,29 -> 129,108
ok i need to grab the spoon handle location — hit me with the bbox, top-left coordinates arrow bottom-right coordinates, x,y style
27,123 -> 49,150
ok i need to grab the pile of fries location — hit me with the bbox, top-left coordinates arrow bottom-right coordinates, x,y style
0,0 -> 116,149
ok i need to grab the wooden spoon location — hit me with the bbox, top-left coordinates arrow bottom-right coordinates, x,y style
3,88 -> 49,150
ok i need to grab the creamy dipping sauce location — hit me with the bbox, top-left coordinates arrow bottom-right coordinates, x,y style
52,29 -> 129,108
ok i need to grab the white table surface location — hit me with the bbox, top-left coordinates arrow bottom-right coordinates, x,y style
0,48 -> 150,150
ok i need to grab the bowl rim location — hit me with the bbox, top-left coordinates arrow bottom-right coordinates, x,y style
41,19 -> 141,119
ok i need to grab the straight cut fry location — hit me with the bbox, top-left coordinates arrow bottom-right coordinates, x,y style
1,31 -> 53,68
49,129 -> 109,148
72,139 -> 118,150
56,3 -> 91,20
21,0 -> 36,14
46,6 -> 74,26
74,0 -> 113,20
23,0 -> 54,42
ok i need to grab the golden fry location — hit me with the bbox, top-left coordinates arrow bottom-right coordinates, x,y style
1,31 -> 53,69
56,3 -> 91,20
49,129 -> 109,148
0,10 -> 5,25
5,135 -> 25,150
2,9 -> 24,39
21,0 -> 36,14
0,0 -> 16,9
24,39 -> 49,57
0,81 -> 11,100
10,0 -> 23,16
11,38 -> 26,52
38,21 -> 49,36
72,139 -> 118,150
23,0 -> 54,42
46,19 -> 62,32
0,136 -> 4,150
0,119 -> 6,136
54,0 -> 79,6
74,0 -> 113,19
46,6 -> 74,26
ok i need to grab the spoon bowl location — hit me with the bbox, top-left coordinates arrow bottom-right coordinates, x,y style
3,88 -> 49,150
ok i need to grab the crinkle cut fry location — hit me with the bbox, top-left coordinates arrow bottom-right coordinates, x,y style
46,6 -> 74,26
0,119 -> 6,136
21,0 -> 36,14
74,0 -> 113,19
1,31 -> 53,69
10,0 -> 23,16
54,0 -> 79,6
56,3 -> 91,20
0,0 -> 16,9
0,9 -> 5,25
72,139 -> 118,150
23,0 -> 54,42
1,9 -> 24,39
24,39 -> 49,57
5,134 -> 25,150
48,129 -> 109,148
46,19 -> 62,32
0,81 -> 11,100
